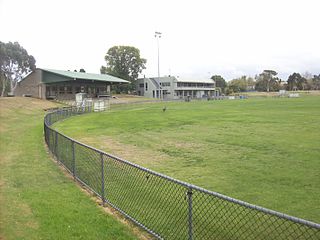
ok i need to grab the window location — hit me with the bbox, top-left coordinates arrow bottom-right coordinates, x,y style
66,86 -> 72,94
59,86 -> 64,94
139,83 -> 144,88
145,82 -> 148,91
161,82 -> 171,87
50,86 -> 57,95
75,86 -> 81,93
99,86 -> 106,94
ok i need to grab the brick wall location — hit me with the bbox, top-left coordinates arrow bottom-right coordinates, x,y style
14,70 -> 43,98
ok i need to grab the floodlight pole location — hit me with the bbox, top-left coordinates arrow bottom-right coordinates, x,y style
155,31 -> 162,99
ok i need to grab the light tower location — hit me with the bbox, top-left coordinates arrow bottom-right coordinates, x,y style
154,31 -> 162,99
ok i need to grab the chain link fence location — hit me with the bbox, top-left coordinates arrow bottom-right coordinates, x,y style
44,107 -> 320,239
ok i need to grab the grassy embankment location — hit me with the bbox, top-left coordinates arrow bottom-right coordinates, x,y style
0,97 -> 139,240
55,95 -> 320,223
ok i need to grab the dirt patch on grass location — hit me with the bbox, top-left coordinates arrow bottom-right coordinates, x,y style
78,136 -> 170,168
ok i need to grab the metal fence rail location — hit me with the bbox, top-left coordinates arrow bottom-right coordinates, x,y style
44,107 -> 320,240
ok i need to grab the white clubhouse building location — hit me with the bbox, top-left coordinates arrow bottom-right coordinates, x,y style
136,76 -> 217,100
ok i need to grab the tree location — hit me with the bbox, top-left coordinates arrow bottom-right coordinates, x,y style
100,66 -> 107,74
302,71 -> 313,80
211,75 -> 226,93
101,46 -> 146,93
227,76 -> 255,94
312,74 -> 320,90
255,70 -> 280,92
0,41 -> 36,96
287,73 -> 307,91
302,72 -> 314,90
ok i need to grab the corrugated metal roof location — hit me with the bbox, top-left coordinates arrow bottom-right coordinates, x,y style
41,68 -> 129,83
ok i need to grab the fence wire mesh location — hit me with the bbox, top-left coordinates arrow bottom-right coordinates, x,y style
74,142 -> 102,196
44,107 -> 320,240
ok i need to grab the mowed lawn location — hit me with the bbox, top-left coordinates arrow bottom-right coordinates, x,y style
0,97 -> 138,240
55,96 -> 320,223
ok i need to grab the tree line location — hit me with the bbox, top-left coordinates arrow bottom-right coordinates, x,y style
0,42 -> 147,96
1,41 -> 319,96
212,70 -> 320,95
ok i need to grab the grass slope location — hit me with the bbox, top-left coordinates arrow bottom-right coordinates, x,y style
0,97 -> 138,240
55,96 -> 320,223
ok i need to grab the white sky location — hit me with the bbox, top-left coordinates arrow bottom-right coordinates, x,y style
1,0 -> 319,80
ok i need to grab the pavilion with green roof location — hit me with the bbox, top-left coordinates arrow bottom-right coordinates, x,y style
14,68 -> 129,100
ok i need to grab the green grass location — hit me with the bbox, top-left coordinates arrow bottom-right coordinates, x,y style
54,96 -> 320,223
0,97 -> 138,240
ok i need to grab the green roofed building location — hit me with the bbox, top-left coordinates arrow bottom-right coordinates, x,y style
14,68 -> 129,100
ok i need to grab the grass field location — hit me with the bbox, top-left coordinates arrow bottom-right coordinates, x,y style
54,96 -> 320,223
0,97 -> 139,240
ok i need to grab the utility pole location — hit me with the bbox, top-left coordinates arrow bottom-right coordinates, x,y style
155,31 -> 162,99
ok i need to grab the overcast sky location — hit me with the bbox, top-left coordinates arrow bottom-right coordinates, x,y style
1,0 -> 319,80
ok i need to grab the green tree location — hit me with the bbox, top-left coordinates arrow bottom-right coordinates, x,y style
255,70 -> 280,92
227,76 -> 255,93
312,74 -> 320,90
287,73 -> 307,91
100,66 -> 107,74
101,46 -> 146,93
302,72 -> 314,90
211,75 -> 226,93
0,41 -> 36,96
0,73 -> 10,95
228,76 -> 246,93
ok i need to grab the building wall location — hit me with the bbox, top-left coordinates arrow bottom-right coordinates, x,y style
136,78 -> 145,96
45,81 -> 111,100
14,69 -> 43,98
160,77 -> 176,100
144,78 -> 158,99
136,77 -> 177,100
136,78 -> 157,98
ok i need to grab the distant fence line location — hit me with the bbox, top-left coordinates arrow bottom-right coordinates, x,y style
44,106 -> 320,240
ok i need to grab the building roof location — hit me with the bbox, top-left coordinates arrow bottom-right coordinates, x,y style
175,78 -> 214,84
140,76 -> 214,84
41,68 -> 129,83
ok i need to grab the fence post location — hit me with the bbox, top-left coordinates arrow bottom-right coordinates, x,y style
44,122 -> 47,144
72,141 -> 76,180
47,127 -> 49,145
187,187 -> 193,240
100,153 -> 105,205
55,131 -> 59,162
